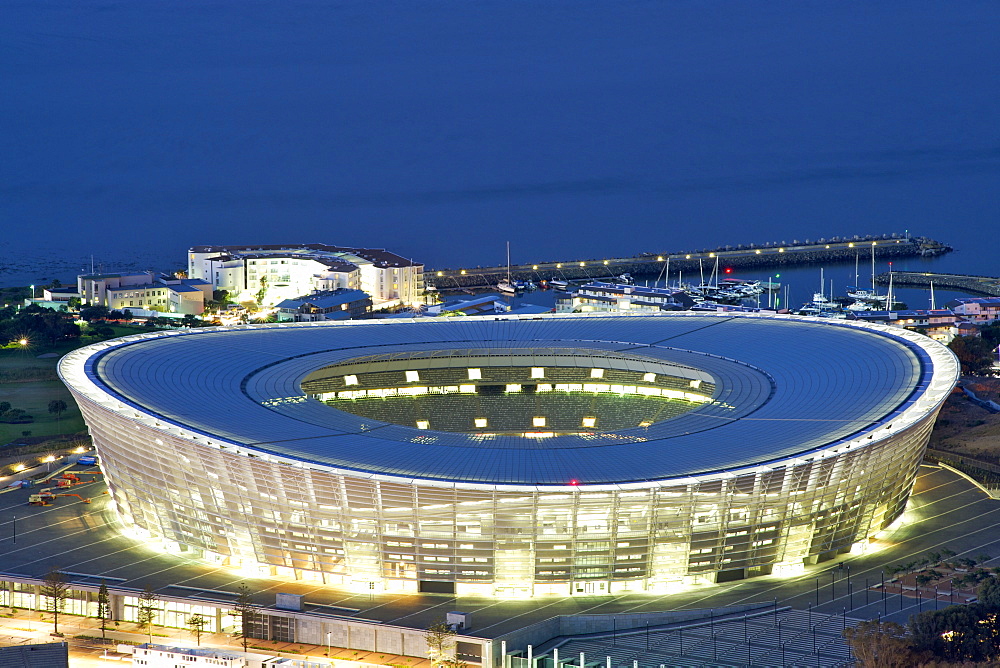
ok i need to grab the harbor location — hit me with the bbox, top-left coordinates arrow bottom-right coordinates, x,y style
875,271 -> 1000,298
426,233 -> 951,290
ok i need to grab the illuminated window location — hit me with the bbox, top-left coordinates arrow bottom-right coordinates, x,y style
458,385 -> 476,393
638,420 -> 652,427
531,367 -> 545,379
590,368 -> 604,379
533,416 -> 546,427
505,384 -> 522,393
467,368 -> 482,380
405,370 -> 420,382
474,418 -> 488,428
581,416 -> 597,428
643,373 -> 656,383
344,375 -> 358,386
416,420 -> 430,430
690,379 -> 702,389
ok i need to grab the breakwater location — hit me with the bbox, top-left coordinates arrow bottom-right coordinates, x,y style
427,234 -> 951,290
875,271 -> 1000,297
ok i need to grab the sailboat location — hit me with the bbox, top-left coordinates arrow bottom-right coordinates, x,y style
497,242 -> 519,294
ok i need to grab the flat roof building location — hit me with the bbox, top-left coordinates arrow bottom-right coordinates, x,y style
188,244 -> 424,308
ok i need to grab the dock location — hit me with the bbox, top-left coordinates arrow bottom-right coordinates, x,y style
876,271 -> 1000,297
427,234 -> 951,290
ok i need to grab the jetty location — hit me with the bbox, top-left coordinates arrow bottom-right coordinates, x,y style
427,234 -> 952,290
876,271 -> 1000,297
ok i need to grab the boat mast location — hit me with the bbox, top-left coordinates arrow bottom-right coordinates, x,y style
930,281 -> 936,310
887,263 -> 894,310
871,244 -> 876,291
854,253 -> 860,288
699,258 -> 705,288
506,241 -> 512,284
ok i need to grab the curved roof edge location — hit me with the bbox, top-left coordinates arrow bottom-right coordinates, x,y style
58,312 -> 960,491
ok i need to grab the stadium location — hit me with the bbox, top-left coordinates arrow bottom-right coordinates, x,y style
59,313 -> 958,598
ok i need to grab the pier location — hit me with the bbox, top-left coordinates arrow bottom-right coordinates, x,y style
427,234 -> 951,290
876,271 -> 1000,297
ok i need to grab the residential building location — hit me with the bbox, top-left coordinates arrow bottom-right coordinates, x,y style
187,244 -> 423,309
42,286 -> 81,302
555,282 -> 695,314
848,309 -> 960,343
78,272 -> 212,316
77,271 -> 156,307
276,289 -> 373,321
945,297 -> 1000,324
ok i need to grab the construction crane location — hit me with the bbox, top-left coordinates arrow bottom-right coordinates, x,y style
27,488 -> 92,506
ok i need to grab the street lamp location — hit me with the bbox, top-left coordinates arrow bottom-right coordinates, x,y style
327,631 -> 331,657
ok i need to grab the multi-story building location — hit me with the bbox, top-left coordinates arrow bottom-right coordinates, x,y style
187,244 -> 423,309
945,297 -> 1000,324
276,289 -> 373,321
849,308 -> 961,343
77,272 -> 157,307
78,272 -> 213,315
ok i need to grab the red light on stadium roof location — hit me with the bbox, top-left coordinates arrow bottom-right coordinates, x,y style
569,479 -> 579,485
724,267 -> 732,274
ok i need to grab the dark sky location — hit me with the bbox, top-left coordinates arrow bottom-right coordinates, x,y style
2,0 -> 999,275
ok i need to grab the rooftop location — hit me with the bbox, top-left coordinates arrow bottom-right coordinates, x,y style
63,313 -> 954,486
190,243 -> 421,268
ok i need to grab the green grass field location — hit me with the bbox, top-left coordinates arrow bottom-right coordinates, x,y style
0,346 -> 85,444
0,326 -> 151,446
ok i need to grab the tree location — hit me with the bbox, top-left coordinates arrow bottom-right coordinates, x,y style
79,305 -> 110,322
48,399 -> 67,422
910,603 -> 995,663
426,622 -> 457,668
96,580 -> 111,640
41,570 -> 69,636
949,335 -> 996,375
136,586 -> 159,643
187,613 -> 207,646
255,275 -> 268,306
842,620 -> 918,668
230,584 -> 258,652
979,577 -> 1000,612
0,402 -> 9,414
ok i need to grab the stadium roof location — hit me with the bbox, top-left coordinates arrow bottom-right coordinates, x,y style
71,313 -> 954,486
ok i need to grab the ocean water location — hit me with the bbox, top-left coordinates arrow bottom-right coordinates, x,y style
2,0 -> 998,292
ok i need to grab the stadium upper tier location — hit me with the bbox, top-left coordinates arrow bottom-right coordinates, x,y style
64,313 -> 953,486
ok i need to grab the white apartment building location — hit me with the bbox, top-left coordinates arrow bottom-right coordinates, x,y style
187,244 -> 423,308
78,272 -> 213,315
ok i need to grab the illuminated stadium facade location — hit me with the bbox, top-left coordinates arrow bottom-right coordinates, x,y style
59,313 -> 958,597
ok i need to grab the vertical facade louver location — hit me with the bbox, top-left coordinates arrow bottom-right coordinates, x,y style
60,314 -> 958,597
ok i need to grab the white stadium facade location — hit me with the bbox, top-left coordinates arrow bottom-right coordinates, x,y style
59,313 -> 958,598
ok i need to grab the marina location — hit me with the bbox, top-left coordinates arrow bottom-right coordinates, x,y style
426,234 -> 951,290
